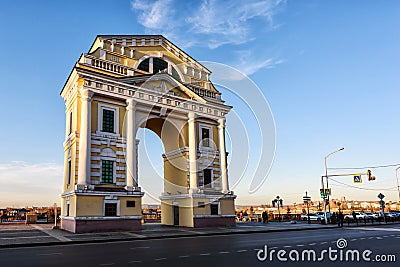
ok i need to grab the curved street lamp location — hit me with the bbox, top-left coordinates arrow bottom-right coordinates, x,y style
395,166 -> 400,202
323,147 -> 344,224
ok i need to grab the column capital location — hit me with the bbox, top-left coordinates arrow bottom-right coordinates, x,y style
126,98 -> 137,111
188,112 -> 197,121
218,117 -> 226,128
80,88 -> 93,101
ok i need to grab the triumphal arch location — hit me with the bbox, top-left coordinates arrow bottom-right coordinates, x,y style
60,35 -> 236,233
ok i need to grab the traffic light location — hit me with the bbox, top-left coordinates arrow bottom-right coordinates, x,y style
367,169 -> 376,181
320,189 -> 325,198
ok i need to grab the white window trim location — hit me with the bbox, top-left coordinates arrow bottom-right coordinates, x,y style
103,199 -> 120,217
65,200 -> 70,217
199,124 -> 213,150
97,103 -> 119,135
100,159 -> 117,184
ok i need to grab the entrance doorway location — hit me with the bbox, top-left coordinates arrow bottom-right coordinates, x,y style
173,205 -> 179,225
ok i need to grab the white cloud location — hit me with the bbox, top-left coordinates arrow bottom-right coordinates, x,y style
131,0 -> 175,30
235,50 -> 285,76
0,162 -> 62,207
131,0 -> 285,49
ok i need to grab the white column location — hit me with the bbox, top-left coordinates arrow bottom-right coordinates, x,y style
126,99 -> 138,190
218,118 -> 229,193
188,112 -> 198,193
77,88 -> 93,186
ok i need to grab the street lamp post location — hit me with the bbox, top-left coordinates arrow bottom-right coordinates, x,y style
323,147 -> 344,224
395,167 -> 400,202
303,191 -> 311,224
272,196 -> 283,222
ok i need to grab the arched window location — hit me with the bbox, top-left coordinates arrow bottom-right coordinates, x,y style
153,58 -> 168,73
138,58 -> 150,72
171,66 -> 180,81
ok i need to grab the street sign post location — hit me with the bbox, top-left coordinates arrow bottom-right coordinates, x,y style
353,174 -> 362,184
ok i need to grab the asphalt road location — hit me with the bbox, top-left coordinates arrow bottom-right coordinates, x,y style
1,224 -> 399,267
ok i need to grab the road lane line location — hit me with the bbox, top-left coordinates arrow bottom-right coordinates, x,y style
350,239 -> 357,241
320,242 -> 327,245
154,258 -> 167,261
308,243 -> 316,245
38,253 -> 62,256
125,232 -> 146,238
200,253 -> 211,256
237,250 -> 247,253
179,255 -> 190,258
296,245 -> 304,247
284,246 -> 292,248
376,237 -> 383,240
128,260 -> 142,263
31,225 -> 71,242
100,263 -> 114,266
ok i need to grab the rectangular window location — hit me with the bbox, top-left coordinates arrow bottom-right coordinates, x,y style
201,128 -> 210,147
101,160 -> 114,183
66,203 -> 70,216
67,160 -> 72,185
69,112 -> 73,135
198,202 -> 205,208
204,169 -> 212,188
104,203 -> 117,216
102,109 -> 115,133
210,204 -> 218,215
126,201 -> 136,207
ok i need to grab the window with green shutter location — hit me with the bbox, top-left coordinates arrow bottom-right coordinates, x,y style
101,160 -> 114,183
102,109 -> 115,133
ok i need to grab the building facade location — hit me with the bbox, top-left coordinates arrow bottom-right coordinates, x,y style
60,35 -> 236,233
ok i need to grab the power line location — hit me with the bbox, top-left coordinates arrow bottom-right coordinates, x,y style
328,163 -> 400,170
329,177 -> 398,191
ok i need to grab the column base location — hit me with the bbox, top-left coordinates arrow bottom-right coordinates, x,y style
193,216 -> 236,228
61,216 -> 142,233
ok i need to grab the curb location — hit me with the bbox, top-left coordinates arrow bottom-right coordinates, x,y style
1,221 -> 398,249
0,225 -> 336,249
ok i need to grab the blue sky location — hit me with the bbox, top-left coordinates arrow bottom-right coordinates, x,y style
0,0 -> 399,207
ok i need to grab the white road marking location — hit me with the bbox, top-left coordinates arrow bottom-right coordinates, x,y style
350,239 -> 357,241
130,246 -> 150,250
200,253 -> 211,256
38,253 -> 62,256
308,243 -> 316,245
350,227 -> 400,232
125,232 -> 146,238
284,246 -> 292,248
154,258 -> 167,261
219,251 -> 230,254
128,260 -> 142,263
31,225 -> 71,242
296,244 -> 304,247
237,250 -> 247,253
383,235 -> 389,238
360,237 -> 366,240
320,242 -> 327,245
100,263 -> 114,266
179,255 -> 190,258
376,237 -> 383,240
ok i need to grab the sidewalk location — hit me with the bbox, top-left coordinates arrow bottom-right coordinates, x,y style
0,220 -> 398,248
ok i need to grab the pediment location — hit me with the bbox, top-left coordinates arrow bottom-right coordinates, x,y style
119,73 -> 206,103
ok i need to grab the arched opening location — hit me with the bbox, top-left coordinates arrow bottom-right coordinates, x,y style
136,116 -> 187,224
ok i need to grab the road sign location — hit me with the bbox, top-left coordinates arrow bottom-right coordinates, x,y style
378,193 -> 385,200
353,174 -> 362,183
324,188 -> 332,196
